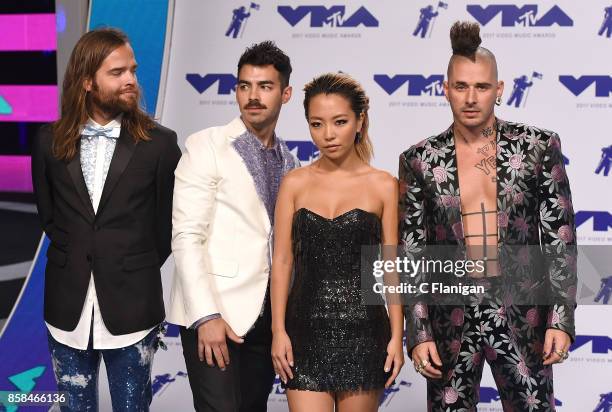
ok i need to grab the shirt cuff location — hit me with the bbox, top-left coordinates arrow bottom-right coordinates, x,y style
190,313 -> 221,330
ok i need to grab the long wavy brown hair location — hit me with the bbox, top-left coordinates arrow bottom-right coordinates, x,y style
52,28 -> 154,161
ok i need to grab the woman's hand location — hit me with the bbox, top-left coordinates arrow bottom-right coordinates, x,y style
271,329 -> 294,384
384,335 -> 405,388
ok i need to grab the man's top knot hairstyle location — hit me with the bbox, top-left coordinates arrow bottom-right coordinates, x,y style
450,21 -> 482,58
237,40 -> 292,89
446,20 -> 498,80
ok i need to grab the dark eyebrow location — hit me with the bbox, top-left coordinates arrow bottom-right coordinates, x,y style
476,82 -> 492,88
309,114 -> 349,121
238,80 -> 275,86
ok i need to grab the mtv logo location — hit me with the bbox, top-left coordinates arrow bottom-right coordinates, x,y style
186,73 -> 237,95
559,75 -> 612,97
286,141 -> 319,162
277,5 -> 378,27
374,74 -> 445,96
575,211 -> 612,232
466,4 -> 573,27
570,335 -> 612,354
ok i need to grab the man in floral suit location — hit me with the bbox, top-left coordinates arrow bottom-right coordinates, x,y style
398,22 -> 577,411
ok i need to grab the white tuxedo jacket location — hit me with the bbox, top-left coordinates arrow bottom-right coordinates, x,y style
168,117 -> 297,335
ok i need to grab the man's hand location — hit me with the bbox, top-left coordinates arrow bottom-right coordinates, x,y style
197,318 -> 244,370
411,341 -> 443,379
542,329 -> 571,366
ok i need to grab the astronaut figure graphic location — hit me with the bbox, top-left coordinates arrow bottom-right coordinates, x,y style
594,392 -> 612,412
226,6 -> 251,38
507,75 -> 534,107
594,276 -> 612,304
413,5 -> 438,38
599,6 -> 612,38
595,145 -> 612,176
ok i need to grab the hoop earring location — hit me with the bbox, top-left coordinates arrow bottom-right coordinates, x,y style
495,96 -> 502,106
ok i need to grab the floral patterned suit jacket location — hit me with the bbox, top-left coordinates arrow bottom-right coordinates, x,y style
398,119 -> 577,376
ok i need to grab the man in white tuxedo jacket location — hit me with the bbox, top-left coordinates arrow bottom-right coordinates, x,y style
168,41 -> 298,412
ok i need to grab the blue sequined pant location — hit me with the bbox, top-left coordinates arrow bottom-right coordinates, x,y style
47,327 -> 159,412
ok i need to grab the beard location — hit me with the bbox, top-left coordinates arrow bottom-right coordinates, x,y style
89,81 -> 141,117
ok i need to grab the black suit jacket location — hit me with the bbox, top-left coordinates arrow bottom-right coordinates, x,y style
32,122 -> 181,335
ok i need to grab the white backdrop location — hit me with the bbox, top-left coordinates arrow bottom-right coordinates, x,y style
115,1 -> 612,410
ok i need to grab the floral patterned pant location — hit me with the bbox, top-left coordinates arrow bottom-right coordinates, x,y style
427,304 -> 556,412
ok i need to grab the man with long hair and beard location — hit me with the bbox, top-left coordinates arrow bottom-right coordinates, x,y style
32,28 -> 181,410
399,22 -> 577,411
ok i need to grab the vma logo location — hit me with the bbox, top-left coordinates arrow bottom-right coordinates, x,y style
277,5 -> 379,27
286,141 -> 319,163
270,376 -> 286,395
559,75 -> 612,97
570,335 -> 612,354
576,211 -> 612,232
466,4 -> 573,27
164,323 -> 181,338
480,387 -> 562,406
379,380 -> 412,407
152,371 -> 188,397
374,74 -> 445,96
186,74 -> 237,95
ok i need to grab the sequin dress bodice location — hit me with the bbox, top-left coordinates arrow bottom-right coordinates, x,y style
284,208 -> 391,392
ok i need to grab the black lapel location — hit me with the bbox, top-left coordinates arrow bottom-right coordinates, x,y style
66,145 -> 95,221
496,119 -> 509,242
442,127 -> 465,246
96,127 -> 136,216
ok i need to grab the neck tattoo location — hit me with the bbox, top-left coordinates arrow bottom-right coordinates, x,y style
481,126 -> 495,137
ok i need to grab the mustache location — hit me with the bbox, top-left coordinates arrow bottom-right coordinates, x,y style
119,87 -> 138,95
244,100 -> 266,109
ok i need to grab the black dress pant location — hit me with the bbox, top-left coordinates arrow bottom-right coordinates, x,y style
180,299 -> 275,412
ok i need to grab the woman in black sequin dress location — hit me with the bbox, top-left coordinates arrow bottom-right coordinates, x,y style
270,73 -> 405,411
